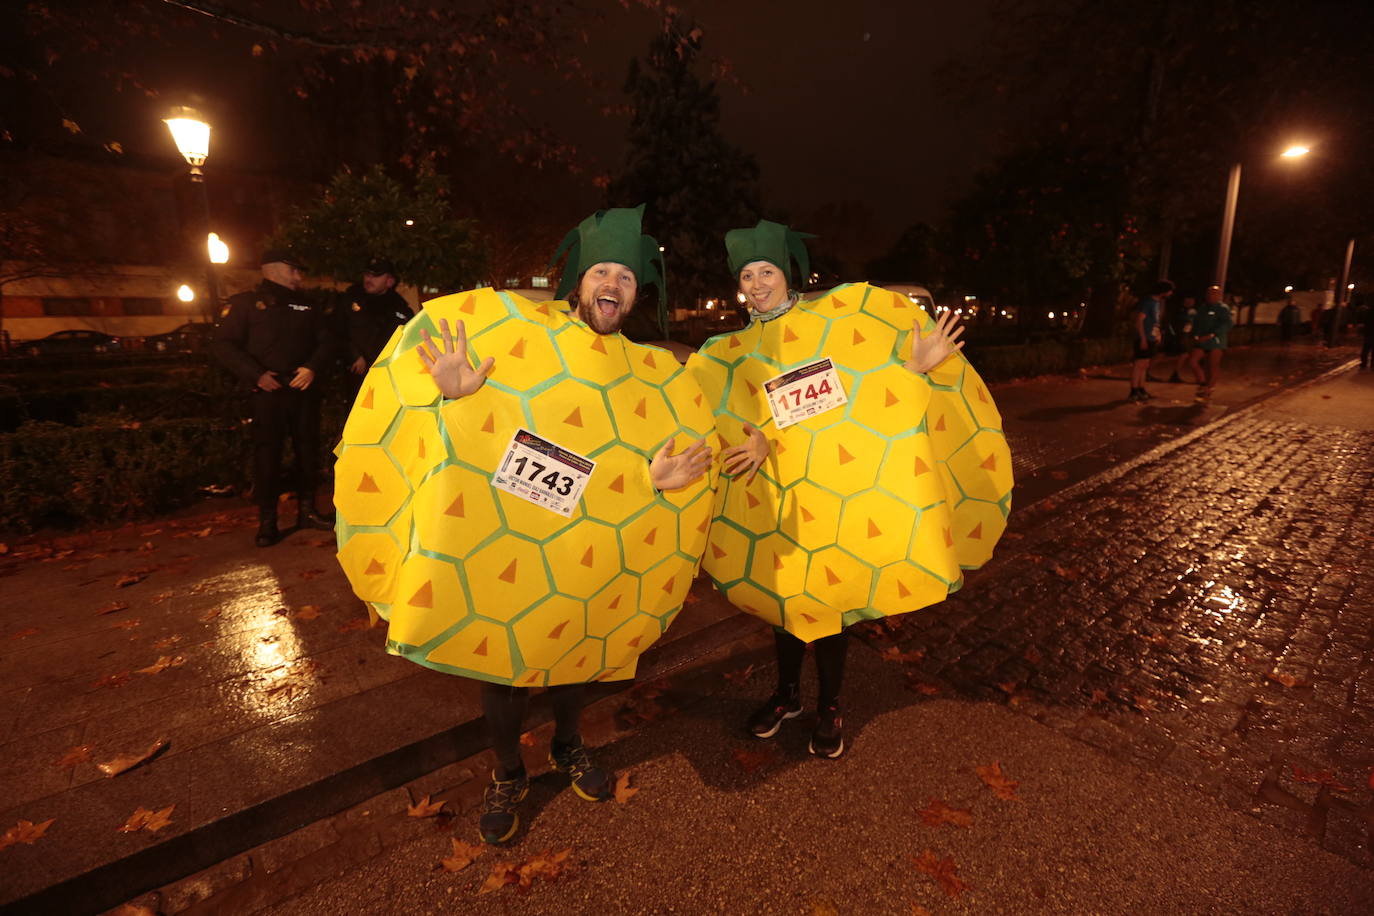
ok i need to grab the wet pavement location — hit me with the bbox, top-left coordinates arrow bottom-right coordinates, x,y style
0,339 -> 1366,913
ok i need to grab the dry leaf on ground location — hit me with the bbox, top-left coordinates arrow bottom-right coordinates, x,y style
1089,688 -> 1109,704
0,818 -> 55,850
54,745 -> 92,770
722,664 -> 755,685
731,747 -> 776,775
1050,563 -> 1081,580
98,737 -> 168,777
117,805 -> 174,833
9,627 -> 40,640
116,571 -> 150,588
905,673 -> 940,695
295,605 -> 323,621
407,794 -> 446,818
95,601 -> 131,616
478,862 -> 520,895
112,619 -> 141,631
975,761 -> 1020,801
440,837 -> 484,872
909,849 -> 968,898
918,799 -> 972,828
337,617 -> 371,633
152,635 -> 182,650
136,655 -> 186,676
1291,765 -> 1352,792
880,646 -> 926,664
1267,671 -> 1309,688
614,772 -> 638,804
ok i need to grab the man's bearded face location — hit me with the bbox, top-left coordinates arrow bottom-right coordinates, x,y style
574,262 -> 638,335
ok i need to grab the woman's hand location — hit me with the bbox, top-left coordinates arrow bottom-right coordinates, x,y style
720,422 -> 768,484
417,318 -> 494,399
903,309 -> 965,375
650,437 -> 712,491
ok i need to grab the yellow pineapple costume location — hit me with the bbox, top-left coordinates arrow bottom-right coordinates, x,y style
687,224 -> 1011,641
333,210 -> 716,686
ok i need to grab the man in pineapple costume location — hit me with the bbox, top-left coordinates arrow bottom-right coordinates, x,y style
688,220 -> 1012,758
334,207 -> 713,843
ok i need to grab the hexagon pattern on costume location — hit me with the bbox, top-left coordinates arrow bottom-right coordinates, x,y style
334,289 -> 717,686
686,283 -> 1012,641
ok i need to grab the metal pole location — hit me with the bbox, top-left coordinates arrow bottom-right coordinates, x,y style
1213,162 -> 1242,292
190,167 -> 219,323
1328,236 -> 1355,346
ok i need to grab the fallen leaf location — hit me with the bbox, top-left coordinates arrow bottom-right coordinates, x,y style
478,861 -> 520,894
9,627 -> 40,640
55,745 -> 92,770
905,673 -> 940,695
407,794 -> 446,818
117,805 -> 174,833
152,592 -> 175,604
614,772 -> 638,804
975,761 -> 1020,801
95,601 -> 131,615
1050,563 -> 1081,580
111,619 -> 141,631
731,747 -> 776,775
116,571 -> 148,588
97,737 -> 168,777
880,646 -> 927,664
909,849 -> 968,898
136,655 -> 186,676
139,528 -> 163,537
0,818 -> 55,850
722,664 -> 755,685
514,848 -> 572,888
1267,671 -> 1309,688
918,798 -> 973,828
996,680 -> 1020,696
440,837 -> 484,872
152,635 -> 182,650
295,605 -> 322,620
93,671 -> 132,689
337,617 -> 371,633
1291,765 -> 1352,792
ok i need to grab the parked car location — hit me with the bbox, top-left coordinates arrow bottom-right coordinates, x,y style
144,322 -> 215,354
22,330 -> 121,356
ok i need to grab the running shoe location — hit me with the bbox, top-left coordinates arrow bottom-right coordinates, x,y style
478,769 -> 529,845
809,703 -> 845,758
549,739 -> 612,801
746,689 -> 803,738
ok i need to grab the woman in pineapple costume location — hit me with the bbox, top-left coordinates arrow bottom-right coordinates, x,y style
334,207 -> 714,843
687,221 -> 1012,757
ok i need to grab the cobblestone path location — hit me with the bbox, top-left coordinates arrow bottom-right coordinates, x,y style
870,401 -> 1374,866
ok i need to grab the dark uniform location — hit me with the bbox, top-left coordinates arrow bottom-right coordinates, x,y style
340,280 -> 412,388
212,278 -> 335,533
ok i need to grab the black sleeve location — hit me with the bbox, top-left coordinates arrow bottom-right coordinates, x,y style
210,295 -> 265,386
305,300 -> 339,373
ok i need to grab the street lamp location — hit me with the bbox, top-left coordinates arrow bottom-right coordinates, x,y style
207,232 -> 230,264
164,107 -> 220,321
176,284 -> 196,303
1213,143 -> 1311,295
657,244 -> 669,340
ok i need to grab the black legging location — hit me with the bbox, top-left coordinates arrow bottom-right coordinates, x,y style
774,629 -> 849,707
480,682 -> 587,778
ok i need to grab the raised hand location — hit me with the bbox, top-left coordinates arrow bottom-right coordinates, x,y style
904,309 -> 965,375
720,422 -> 768,484
650,437 -> 713,491
418,318 -> 495,399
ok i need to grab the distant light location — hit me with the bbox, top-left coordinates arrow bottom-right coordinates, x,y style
207,232 -> 229,264
164,108 -> 210,167
659,245 -> 666,253
736,292 -> 746,304
176,284 -> 195,303
1049,312 -> 1056,319
404,218 -> 415,227
1280,145 -> 1311,159
1348,283 -> 1356,290
954,309 -> 962,315
1284,285 -> 1294,293
963,295 -> 976,301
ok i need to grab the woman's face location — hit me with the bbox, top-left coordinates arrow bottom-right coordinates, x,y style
738,260 -> 789,313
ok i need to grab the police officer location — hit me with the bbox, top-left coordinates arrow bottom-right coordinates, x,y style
212,248 -> 336,547
342,257 -> 413,392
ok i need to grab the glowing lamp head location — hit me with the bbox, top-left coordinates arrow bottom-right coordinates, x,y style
1280,145 -> 1311,159
164,108 -> 211,167
207,232 -> 229,264
176,284 -> 195,303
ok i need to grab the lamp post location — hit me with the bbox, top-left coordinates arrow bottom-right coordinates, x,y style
163,108 -> 219,322
1213,144 -> 1311,296
1327,236 -> 1356,346
657,244 -> 670,340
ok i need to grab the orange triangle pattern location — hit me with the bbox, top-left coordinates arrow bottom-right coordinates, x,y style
520,671 -> 541,686
746,491 -> 761,509
548,620 -> 569,640
728,335 -> 741,349
978,386 -> 989,403
643,528 -> 657,546
934,415 -> 947,431
800,506 -> 815,523
473,636 -> 488,657
913,456 -> 930,475
445,494 -> 465,518
643,351 -> 657,369
634,398 -> 647,418
358,472 -> 380,493
481,413 -> 495,434
580,545 -> 595,568
575,654 -> 587,668
458,295 -> 475,314
837,444 -> 856,465
627,636 -> 642,648
416,438 -> 426,459
745,379 -> 758,397
772,554 -> 785,571
609,474 -> 625,494
980,453 -> 998,471
783,326 -> 800,343
711,544 -> 727,559
590,336 -> 607,354
498,559 -> 518,584
824,566 -> 841,586
697,515 -> 709,533
694,393 -> 703,407
361,387 -> 375,410
409,580 -> 433,608
364,558 -> 386,575
509,338 -> 526,358
608,594 -> 621,610
801,612 -> 818,623
943,527 -> 954,548
896,580 -> 912,598
565,407 -> 584,428
885,388 -> 899,407
852,328 -> 866,345
968,522 -> 984,540
661,576 -> 675,594
867,519 -> 882,538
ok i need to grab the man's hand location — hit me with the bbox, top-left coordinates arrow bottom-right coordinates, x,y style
257,370 -> 282,391
349,356 -> 367,375
720,422 -> 767,484
289,366 -> 316,390
418,318 -> 494,399
650,437 -> 712,491
904,309 -> 965,375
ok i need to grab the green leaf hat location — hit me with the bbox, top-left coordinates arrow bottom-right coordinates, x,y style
725,219 -> 816,284
551,205 -> 664,300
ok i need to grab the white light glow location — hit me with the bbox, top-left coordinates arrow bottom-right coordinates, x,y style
176,284 -> 195,303
1280,145 -> 1311,159
164,113 -> 210,166
207,232 -> 229,264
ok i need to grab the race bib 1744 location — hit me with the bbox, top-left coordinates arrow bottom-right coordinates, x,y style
492,428 -> 595,517
764,358 -> 848,429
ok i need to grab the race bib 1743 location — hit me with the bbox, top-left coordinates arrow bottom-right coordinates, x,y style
764,358 -> 848,429
492,428 -> 595,517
